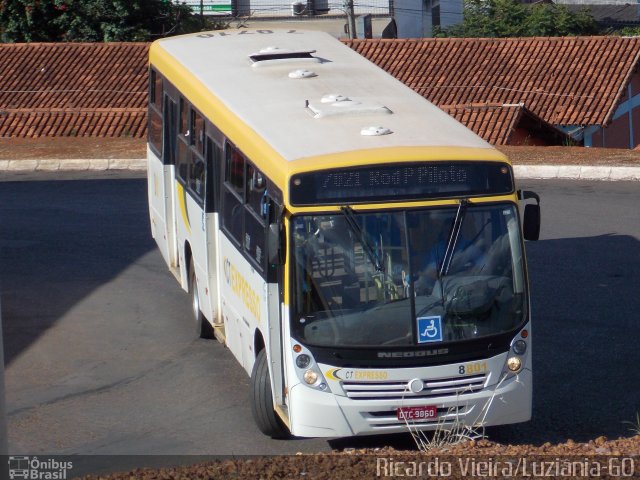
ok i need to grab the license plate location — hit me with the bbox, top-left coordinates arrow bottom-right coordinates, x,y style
397,405 -> 438,421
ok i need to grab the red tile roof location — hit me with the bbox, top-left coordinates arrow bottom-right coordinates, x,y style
441,103 -> 522,145
441,103 -> 572,145
2,37 -> 638,143
346,37 -> 640,127
0,42 -> 148,138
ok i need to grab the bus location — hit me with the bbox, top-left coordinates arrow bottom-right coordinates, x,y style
147,29 -> 541,438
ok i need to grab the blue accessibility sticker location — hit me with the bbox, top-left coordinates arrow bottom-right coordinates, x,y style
417,316 -> 443,343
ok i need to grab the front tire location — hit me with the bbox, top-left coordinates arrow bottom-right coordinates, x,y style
189,258 -> 214,339
250,349 -> 290,438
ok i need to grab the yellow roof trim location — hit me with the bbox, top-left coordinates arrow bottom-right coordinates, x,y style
286,146 -> 509,175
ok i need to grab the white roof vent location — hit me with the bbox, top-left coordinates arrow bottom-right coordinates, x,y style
289,69 -> 318,79
361,126 -> 393,136
307,96 -> 393,119
321,94 -> 350,103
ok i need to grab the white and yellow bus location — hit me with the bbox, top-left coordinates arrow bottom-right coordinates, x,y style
147,29 -> 541,438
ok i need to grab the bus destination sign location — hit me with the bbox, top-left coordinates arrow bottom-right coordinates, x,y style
289,162 -> 514,206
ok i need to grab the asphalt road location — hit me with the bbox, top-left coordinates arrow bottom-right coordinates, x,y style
1,173 -> 639,462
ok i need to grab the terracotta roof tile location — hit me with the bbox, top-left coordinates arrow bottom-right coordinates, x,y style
3,38 -> 638,140
0,42 -> 148,138
347,37 -> 640,127
440,103 -> 571,145
440,104 -> 520,145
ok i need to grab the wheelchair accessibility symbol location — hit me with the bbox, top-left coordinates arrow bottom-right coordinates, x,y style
417,316 -> 443,343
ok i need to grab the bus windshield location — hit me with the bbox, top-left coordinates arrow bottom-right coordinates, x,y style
291,204 -> 527,347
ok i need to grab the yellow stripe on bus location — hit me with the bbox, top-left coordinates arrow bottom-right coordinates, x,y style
176,182 -> 191,234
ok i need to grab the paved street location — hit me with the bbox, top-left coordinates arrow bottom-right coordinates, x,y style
1,174 -> 639,462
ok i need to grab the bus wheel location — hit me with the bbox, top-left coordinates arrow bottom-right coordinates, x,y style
189,259 -> 214,339
250,349 -> 290,438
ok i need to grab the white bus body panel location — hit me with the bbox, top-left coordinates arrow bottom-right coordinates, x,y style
147,149 -> 178,269
287,352 -> 531,438
283,319 -> 532,437
218,234 -> 268,375
206,213 -> 222,325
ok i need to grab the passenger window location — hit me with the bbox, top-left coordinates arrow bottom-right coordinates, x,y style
154,72 -> 163,109
149,69 -> 163,110
222,188 -> 243,243
244,209 -> 265,268
148,109 -> 162,155
246,163 -> 267,217
190,157 -> 206,199
179,98 -> 189,137
177,140 -> 189,181
206,137 -> 222,213
191,110 -> 205,154
225,144 -> 245,198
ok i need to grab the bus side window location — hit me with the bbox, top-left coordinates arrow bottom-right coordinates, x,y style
227,145 -> 245,197
245,162 -> 267,270
177,139 -> 189,182
190,157 -> 206,199
222,143 -> 245,243
150,68 -> 163,110
191,110 -> 205,155
205,137 -> 221,213
246,163 -> 267,216
148,69 -> 163,156
179,97 -> 189,137
244,208 -> 266,269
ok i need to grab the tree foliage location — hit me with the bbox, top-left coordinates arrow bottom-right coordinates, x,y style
0,0 -> 205,42
436,0 -> 599,38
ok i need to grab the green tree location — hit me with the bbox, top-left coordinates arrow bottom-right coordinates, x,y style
438,0 -> 598,38
0,0 -> 62,41
523,4 -> 555,36
0,0 -> 202,42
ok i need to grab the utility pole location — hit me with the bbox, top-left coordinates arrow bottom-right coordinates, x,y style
346,0 -> 357,39
200,0 -> 205,29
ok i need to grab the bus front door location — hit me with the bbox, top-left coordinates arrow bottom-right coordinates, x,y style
153,95 -> 179,269
205,136 -> 224,332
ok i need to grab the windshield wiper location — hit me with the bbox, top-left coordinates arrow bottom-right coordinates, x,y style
340,206 -> 383,272
439,199 -> 469,278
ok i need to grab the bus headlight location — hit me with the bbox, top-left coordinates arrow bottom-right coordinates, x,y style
512,340 -> 527,355
291,341 -> 331,393
296,354 -> 311,369
507,356 -> 522,372
303,369 -> 318,384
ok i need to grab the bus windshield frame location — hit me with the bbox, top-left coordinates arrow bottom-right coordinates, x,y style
290,202 -> 528,350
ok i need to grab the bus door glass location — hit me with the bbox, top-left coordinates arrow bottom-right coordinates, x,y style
149,92 -> 178,268
163,95 -> 179,268
205,136 -> 223,325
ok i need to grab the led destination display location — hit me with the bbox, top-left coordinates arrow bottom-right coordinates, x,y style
289,162 -> 514,206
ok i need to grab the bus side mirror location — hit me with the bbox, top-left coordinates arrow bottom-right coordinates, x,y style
519,190 -> 541,241
268,223 -> 284,266
523,204 -> 540,241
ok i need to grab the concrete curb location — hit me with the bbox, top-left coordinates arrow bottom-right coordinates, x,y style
513,164 -> 640,181
0,158 -> 147,172
1,159 -> 640,180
